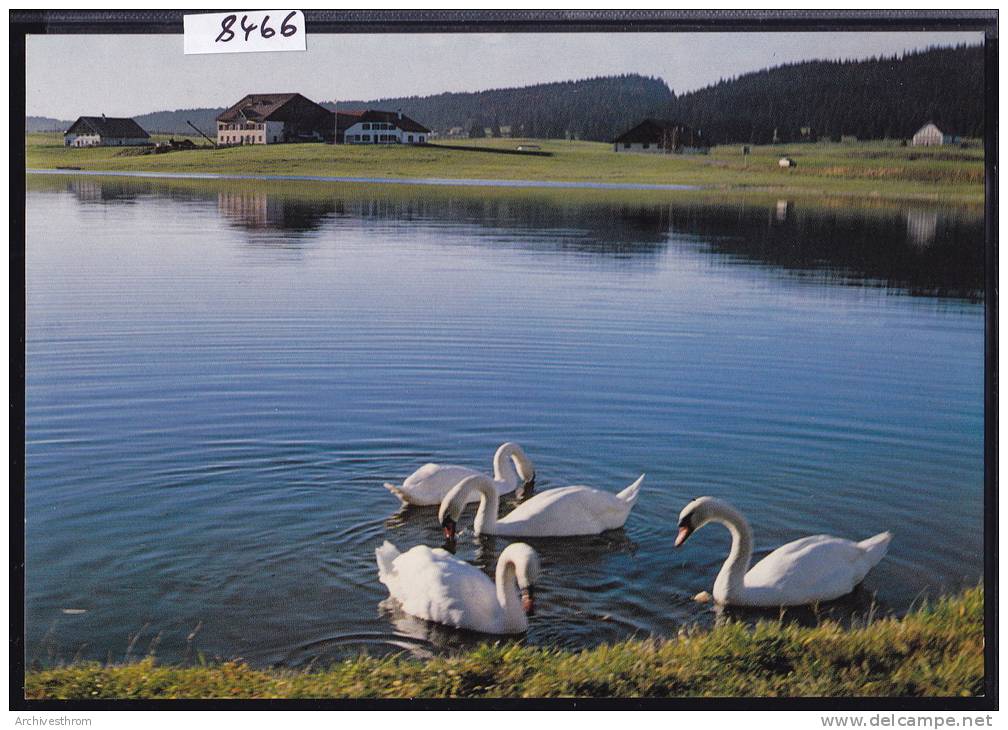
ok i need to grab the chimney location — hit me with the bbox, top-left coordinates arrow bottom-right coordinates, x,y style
397,109 -> 402,120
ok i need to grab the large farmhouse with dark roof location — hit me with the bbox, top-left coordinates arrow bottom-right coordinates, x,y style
64,116 -> 151,147
336,109 -> 430,145
612,119 -> 705,154
216,93 -> 334,145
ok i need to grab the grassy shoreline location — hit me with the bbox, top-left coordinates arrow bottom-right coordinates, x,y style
25,134 -> 984,207
25,587 -> 983,700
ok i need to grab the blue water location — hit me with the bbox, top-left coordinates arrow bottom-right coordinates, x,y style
24,175 -> 985,667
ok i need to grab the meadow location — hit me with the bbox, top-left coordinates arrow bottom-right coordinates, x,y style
25,133 -> 985,206
25,587 -> 984,700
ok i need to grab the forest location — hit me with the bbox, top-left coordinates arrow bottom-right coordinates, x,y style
667,44 -> 984,144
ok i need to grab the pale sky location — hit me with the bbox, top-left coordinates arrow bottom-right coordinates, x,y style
26,31 -> 983,120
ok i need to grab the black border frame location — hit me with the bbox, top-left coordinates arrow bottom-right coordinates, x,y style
9,8 -> 999,712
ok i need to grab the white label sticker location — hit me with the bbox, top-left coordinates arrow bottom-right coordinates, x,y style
183,11 -> 306,55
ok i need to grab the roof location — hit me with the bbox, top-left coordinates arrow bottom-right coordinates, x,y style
337,109 -> 430,133
914,121 -> 944,134
612,119 -> 694,144
66,116 -> 150,139
216,93 -> 321,122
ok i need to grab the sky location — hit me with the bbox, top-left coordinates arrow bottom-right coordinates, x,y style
26,31 -> 983,120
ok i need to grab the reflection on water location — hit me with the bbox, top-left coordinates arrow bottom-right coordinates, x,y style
25,174 -> 985,667
218,191 -> 338,233
906,208 -> 940,249
51,175 -> 984,298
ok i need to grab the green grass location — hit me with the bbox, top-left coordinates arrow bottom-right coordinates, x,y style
25,586 -> 984,699
25,133 -> 984,206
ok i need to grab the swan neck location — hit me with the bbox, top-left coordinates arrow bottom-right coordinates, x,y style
713,507 -> 753,603
492,445 -> 520,488
469,477 -> 499,534
495,556 -> 525,630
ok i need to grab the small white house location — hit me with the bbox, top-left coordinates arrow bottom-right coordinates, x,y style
778,157 -> 796,168
336,109 -> 430,145
912,122 -> 951,147
64,116 -> 151,147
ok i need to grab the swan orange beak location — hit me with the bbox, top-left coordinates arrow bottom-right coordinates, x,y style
442,517 -> 457,542
675,524 -> 692,548
521,587 -> 535,616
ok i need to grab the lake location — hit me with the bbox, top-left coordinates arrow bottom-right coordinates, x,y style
24,174 -> 986,668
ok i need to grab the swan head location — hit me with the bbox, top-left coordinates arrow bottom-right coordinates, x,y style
675,496 -> 733,547
499,442 -> 536,496
500,542 -> 541,616
438,475 -> 489,542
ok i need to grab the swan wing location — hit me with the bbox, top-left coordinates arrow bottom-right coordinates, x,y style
496,486 -> 633,536
385,545 -> 502,632
397,464 -> 482,506
744,535 -> 880,605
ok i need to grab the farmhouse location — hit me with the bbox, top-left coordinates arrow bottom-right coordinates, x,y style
64,116 -> 151,147
336,109 -> 430,145
217,93 -> 334,145
912,122 -> 956,147
612,119 -> 705,154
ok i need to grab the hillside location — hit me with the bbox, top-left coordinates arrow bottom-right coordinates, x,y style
25,116 -> 71,132
667,44 -> 984,145
326,74 -> 674,141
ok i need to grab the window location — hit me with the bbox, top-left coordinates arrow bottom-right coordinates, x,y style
642,143 -> 650,149
362,134 -> 371,142
623,142 -> 630,149
407,135 -> 413,143
418,136 -> 424,143
362,123 -> 371,130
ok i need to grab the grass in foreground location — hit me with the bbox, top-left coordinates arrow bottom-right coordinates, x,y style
25,587 -> 983,699
25,134 -> 984,206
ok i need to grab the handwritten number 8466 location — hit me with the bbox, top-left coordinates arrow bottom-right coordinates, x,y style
216,11 -> 298,43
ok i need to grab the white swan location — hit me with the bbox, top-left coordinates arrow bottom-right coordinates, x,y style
383,442 -> 535,507
439,473 -> 644,539
375,540 -> 540,634
675,496 -> 892,607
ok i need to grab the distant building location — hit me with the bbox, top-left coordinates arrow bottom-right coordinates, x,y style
336,109 -> 430,145
64,115 -> 151,147
912,122 -> 956,147
612,119 -> 706,154
216,93 -> 334,145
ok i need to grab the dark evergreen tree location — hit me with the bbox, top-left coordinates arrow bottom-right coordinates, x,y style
665,44 -> 983,144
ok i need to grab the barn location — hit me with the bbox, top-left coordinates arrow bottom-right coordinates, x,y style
63,116 -> 151,147
612,119 -> 706,154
